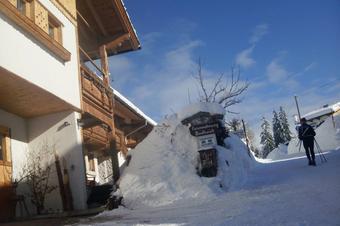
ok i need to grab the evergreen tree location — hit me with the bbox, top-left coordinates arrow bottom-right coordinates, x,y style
272,110 -> 284,147
278,106 -> 292,143
260,117 -> 275,158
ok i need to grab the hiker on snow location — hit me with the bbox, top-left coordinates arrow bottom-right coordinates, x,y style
298,118 -> 316,166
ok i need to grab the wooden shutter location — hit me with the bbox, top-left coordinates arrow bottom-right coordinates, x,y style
0,126 -> 12,187
33,0 -> 48,33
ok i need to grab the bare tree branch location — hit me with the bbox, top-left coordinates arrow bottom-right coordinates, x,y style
194,60 -> 250,111
194,58 -> 209,102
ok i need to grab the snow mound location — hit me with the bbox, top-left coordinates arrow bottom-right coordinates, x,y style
266,144 -> 288,160
118,103 -> 254,209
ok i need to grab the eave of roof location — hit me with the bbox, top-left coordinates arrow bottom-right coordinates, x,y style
113,89 -> 157,126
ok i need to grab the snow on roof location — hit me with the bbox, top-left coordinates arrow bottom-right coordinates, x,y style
120,0 -> 140,48
113,89 -> 157,126
177,102 -> 225,121
302,102 -> 340,120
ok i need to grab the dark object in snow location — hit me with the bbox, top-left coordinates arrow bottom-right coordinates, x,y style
225,160 -> 229,167
198,149 -> 218,177
106,187 -> 123,210
87,184 -> 113,208
126,154 -> 132,166
106,195 -> 123,210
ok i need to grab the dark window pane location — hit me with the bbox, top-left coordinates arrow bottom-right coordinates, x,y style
17,0 -> 25,13
49,24 -> 54,38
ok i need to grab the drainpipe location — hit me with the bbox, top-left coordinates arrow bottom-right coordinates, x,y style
125,120 -> 148,144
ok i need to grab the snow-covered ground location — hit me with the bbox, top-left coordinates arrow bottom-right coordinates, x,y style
73,148 -> 340,226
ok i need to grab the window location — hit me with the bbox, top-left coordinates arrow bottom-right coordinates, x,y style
16,0 -> 24,13
48,14 -> 62,44
16,0 -> 33,19
1,0 -> 70,61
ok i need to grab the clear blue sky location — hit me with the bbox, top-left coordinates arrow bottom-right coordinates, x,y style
109,0 -> 340,139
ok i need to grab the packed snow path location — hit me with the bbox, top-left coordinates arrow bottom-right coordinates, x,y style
75,150 -> 340,226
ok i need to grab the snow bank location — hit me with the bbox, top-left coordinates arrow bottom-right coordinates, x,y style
266,144 -> 288,160
118,103 -> 254,209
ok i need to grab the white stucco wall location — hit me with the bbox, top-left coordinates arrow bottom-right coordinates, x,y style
27,111 -> 87,210
0,109 -> 34,216
0,108 -> 28,180
0,0 -> 81,109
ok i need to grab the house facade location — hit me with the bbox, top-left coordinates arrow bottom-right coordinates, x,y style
0,0 -> 153,220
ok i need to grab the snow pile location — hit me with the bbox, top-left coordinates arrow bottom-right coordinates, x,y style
118,103 -> 254,209
266,144 -> 288,160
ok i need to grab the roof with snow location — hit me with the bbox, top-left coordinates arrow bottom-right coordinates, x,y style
302,102 -> 340,120
113,89 -> 157,126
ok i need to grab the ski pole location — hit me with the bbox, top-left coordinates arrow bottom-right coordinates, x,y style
314,139 -> 327,162
314,138 -> 326,163
315,142 -> 324,163
298,140 -> 302,152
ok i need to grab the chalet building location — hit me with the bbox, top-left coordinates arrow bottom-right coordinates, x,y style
0,0 -> 154,220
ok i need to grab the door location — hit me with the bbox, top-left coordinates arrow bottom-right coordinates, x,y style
0,126 -> 14,221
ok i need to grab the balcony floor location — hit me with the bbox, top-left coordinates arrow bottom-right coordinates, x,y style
0,67 -> 77,118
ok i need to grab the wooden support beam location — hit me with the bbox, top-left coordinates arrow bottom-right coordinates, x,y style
105,33 -> 130,50
99,45 -> 109,87
111,0 -> 140,50
84,0 -> 108,36
79,47 -> 106,76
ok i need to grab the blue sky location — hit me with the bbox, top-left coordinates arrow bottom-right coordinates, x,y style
109,0 -> 340,141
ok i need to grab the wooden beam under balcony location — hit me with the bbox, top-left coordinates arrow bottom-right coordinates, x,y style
84,0 -> 108,36
105,33 -> 130,50
0,67 -> 78,118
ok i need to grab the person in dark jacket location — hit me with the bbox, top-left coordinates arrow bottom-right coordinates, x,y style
298,118 -> 316,166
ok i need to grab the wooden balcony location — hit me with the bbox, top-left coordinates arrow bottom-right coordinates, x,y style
80,64 -> 114,128
83,124 -> 111,151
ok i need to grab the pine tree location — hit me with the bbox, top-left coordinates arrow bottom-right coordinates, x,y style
272,110 -> 284,147
260,117 -> 275,158
278,106 -> 291,144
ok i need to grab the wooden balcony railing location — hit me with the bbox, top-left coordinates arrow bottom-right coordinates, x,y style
83,124 -> 111,150
80,64 -> 114,127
